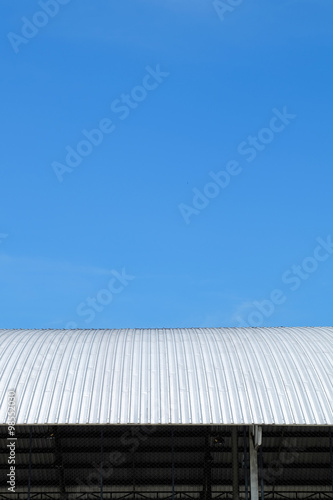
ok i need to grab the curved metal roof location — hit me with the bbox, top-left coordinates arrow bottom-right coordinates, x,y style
0,327 -> 332,425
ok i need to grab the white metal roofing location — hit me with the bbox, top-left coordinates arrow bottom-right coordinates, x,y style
0,327 -> 332,426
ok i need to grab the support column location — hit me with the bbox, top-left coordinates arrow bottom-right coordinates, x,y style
100,427 -> 104,500
232,427 -> 239,500
132,454 -> 136,498
329,428 -> 333,495
171,427 -> 175,500
259,441 -> 264,500
243,427 -> 249,500
28,427 -> 32,500
202,427 -> 212,500
53,427 -> 67,499
249,426 -> 262,500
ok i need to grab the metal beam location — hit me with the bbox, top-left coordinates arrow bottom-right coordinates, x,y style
2,444 -> 330,455
7,478 -> 333,487
0,461 -> 330,470
1,427 -> 332,440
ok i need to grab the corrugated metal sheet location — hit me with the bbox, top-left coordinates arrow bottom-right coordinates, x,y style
0,327 -> 332,425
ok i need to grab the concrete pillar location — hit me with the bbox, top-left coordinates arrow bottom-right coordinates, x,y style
249,426 -> 262,500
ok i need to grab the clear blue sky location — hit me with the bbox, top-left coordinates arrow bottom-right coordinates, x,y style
1,0 -> 333,329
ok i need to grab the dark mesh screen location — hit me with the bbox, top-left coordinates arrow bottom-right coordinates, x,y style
0,426 -> 332,500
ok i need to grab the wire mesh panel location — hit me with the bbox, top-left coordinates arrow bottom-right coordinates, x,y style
0,426 -> 332,500
259,427 -> 333,500
0,426 -> 235,500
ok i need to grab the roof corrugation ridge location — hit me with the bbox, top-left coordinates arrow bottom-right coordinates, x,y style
0,327 -> 333,425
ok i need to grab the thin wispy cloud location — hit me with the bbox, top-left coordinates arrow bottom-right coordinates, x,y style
0,254 -> 115,277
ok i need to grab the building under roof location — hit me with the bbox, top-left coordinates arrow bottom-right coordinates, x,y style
0,327 -> 333,500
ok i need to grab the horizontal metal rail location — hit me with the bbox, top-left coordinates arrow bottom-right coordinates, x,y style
0,492 -> 332,500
